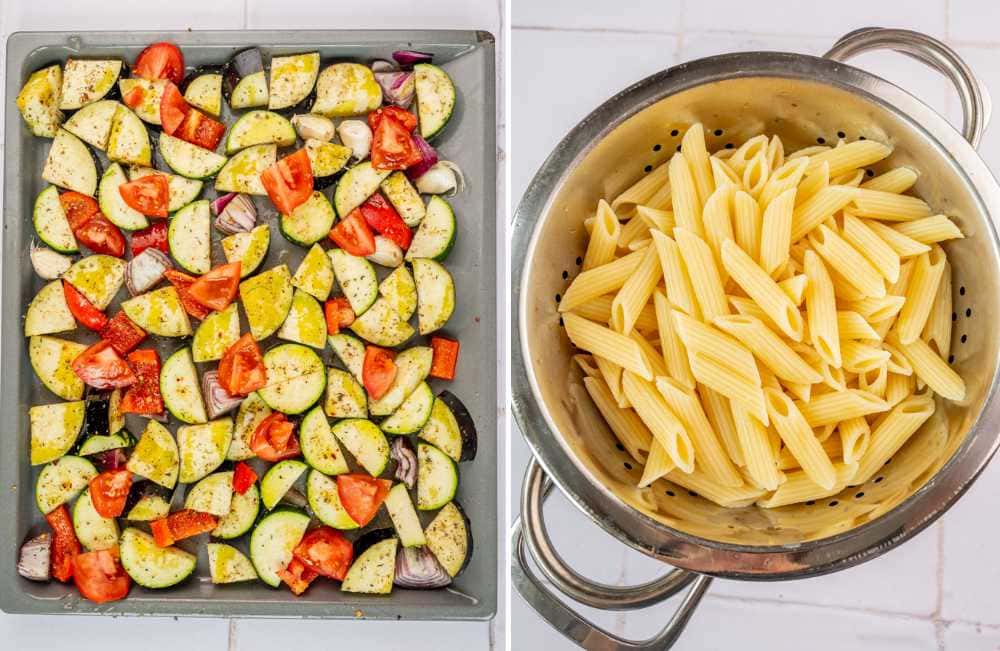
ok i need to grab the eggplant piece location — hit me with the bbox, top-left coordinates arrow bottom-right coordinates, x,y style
82,391 -> 112,439
222,48 -> 265,100
394,545 -> 451,589
92,447 -> 129,472
354,528 -> 396,556
390,436 -> 417,489
439,391 -> 478,462
17,533 -> 51,581
123,480 -> 174,521
180,64 -> 224,94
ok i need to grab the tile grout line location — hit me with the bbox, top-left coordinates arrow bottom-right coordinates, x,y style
706,591 -> 936,622
228,619 -> 237,651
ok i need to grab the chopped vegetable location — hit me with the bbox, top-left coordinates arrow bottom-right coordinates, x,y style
291,114 -> 335,142
133,42 -> 185,85
18,533 -> 52,582
392,50 -> 434,68
100,310 -> 147,355
214,194 -> 257,234
59,191 -> 100,229
363,345 -> 397,400
88,470 -> 132,518
368,106 -> 422,171
125,248 -> 172,296
324,297 -> 356,335
159,81 -> 189,135
359,193 -> 412,250
72,340 -> 137,390
232,461 -> 257,495
119,174 -> 170,217
120,348 -> 164,415
390,436 -> 417,489
218,333 -> 267,396
151,509 -> 219,547
177,108 -> 226,151
251,412 -> 301,462
164,269 -> 212,320
260,149 -> 314,215
329,208 -> 376,257
276,557 -> 317,595
367,235 -> 404,267
337,475 -> 391,527
202,370 -> 244,419
72,548 -> 130,603
45,504 -> 81,582
337,120 -> 372,160
130,221 -> 169,257
63,280 -> 108,331
188,262 -> 241,311
429,336 -> 460,380
75,213 -> 126,257
406,135 -> 439,179
394,545 -> 451,589
293,527 -> 353,580
31,246 -> 73,280
374,70 -> 415,108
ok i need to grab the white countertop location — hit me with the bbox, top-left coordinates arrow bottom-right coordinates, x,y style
510,0 -> 1000,649
0,0 -> 504,649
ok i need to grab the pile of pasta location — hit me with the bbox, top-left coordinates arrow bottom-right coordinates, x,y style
560,123 -> 967,510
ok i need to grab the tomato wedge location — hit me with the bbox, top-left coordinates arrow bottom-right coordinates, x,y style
132,42 -> 185,85
75,213 -> 126,257
188,262 -> 241,311
232,462 -> 257,495
277,557 -> 318,596
45,505 -> 81,582
130,221 -> 169,257
363,345 -> 397,400
329,208 -> 376,256
151,510 -> 219,548
177,108 -> 226,151
100,310 -> 147,356
63,280 -> 108,331
369,107 -> 422,171
159,81 -> 189,135
336,474 -> 392,527
324,297 -> 356,335
429,336 -> 460,380
359,193 -> 412,250
72,340 -> 137,390
293,527 -> 354,581
218,333 -> 267,396
59,191 -> 100,229
260,149 -> 313,215
120,349 -> 164,415
368,106 -> 419,133
119,174 -> 169,218
251,413 -> 301,462
73,548 -> 130,604
89,470 -> 132,518
164,269 -> 212,320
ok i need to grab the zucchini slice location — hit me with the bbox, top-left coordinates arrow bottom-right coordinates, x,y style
416,442 -> 458,511
300,405 -> 350,475
43,129 -> 98,196
207,543 -> 258,583
215,144 -> 276,195
381,382 -> 434,435
184,73 -> 223,117
184,471 -> 234,516
161,348 -> 208,424
260,342 -> 325,386
225,110 -> 296,155
129,166 -> 204,212
127,420 -> 180,489
414,63 -> 456,140
63,255 -> 126,310
306,470 -> 359,530
313,63 -> 382,117
125,485 -> 171,521
16,64 -> 63,137
304,138 -> 351,178
258,343 -> 326,414
212,483 -> 261,539
268,52 -> 320,111
160,132 -> 228,180
328,333 -> 365,383
424,502 -> 471,578
29,336 -> 87,401
168,199 -> 212,274
78,429 -> 132,456
227,392 -> 271,461
177,418 -> 233,483
63,99 -> 119,151
349,297 -> 415,348
109,388 -> 126,436
35,455 -> 97,514
99,163 -> 149,231
120,527 -> 197,589
249,508 -> 310,587
276,289 -> 327,349
413,258 -> 456,335
342,537 -> 398,594
324,367 -> 368,419
222,224 -> 270,278
193,303 -> 241,363
378,265 -> 418,321
117,78 -> 166,125
33,185 -> 79,253
24,280 -> 76,337
381,172 -> 426,227
280,190 -> 335,246
419,392 -> 477,463
72,489 -> 119,551
60,59 -> 121,110
406,196 -> 456,261
29,400 -> 85,465
329,248 -> 378,315
231,71 -> 268,110
120,286 -> 192,337
107,105 -> 151,166
384,483 -> 426,548
261,459 -> 308,510
291,243 -> 334,301
331,418 -> 390,476
334,161 -> 391,217
239,264 -> 293,340
369,346 -> 433,416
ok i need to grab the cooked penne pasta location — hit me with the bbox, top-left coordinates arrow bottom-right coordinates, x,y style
857,361 -> 888,397
860,166 -> 918,194
621,371 -> 696,472
885,371 -> 914,407
583,376 -> 652,463
714,314 -> 822,384
922,261 -> 953,358
760,157 -> 809,209
721,239 -> 804,341
742,152 -> 770,197
639,440 -> 677,488
803,250 -> 842,367
778,434 -> 843,470
571,294 -> 659,333
690,351 -> 768,424
841,340 -> 891,373
888,331 -> 965,401
766,134 -> 784,172
727,135 -> 769,176
803,139 -> 892,178
682,123 -> 715,204
779,274 -> 808,306
700,384 -> 745,467
731,402 -> 782,490
851,188 -> 932,221
733,190 -> 762,260
635,205 -> 675,233
669,152 -> 704,237
896,245 -> 947,344
611,245 -> 662,333
560,249 -> 645,312
760,187 -> 796,275
758,463 -> 858,508
612,160 -> 669,216
665,467 -> 767,508
710,156 -> 741,188
630,330 -> 669,378
653,291 -> 695,388
838,310 -> 880,340
650,229 -> 701,318
796,161 -> 830,206
797,388 -> 890,426
765,388 -> 837,490
852,391 -> 936,484
892,215 -> 964,244
594,354 -> 629,408
790,185 -> 855,242
842,213 -> 901,283
674,227 -> 730,322
863,218 -> 931,258
618,213 -> 652,249
839,416 -> 871,465
809,224 -> 886,298
701,184 -> 736,281
583,200 -> 621,270
563,313 -> 654,380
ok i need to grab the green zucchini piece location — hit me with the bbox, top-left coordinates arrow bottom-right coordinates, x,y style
120,527 -> 197,589
126,420 -> 180,489
299,405 -> 350,475
29,336 -> 86,401
161,348 -> 208,424
29,400 -> 85,465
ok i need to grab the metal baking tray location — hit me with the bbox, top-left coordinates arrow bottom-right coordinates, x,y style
1,29 -> 496,620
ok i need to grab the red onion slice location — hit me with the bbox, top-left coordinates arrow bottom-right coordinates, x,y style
405,135 -> 439,180
391,437 -> 418,489
18,533 -> 51,582
125,248 -> 172,296
394,546 -> 451,589
392,50 -> 433,68
211,192 -> 238,216
202,370 -> 244,419
374,71 -> 414,107
214,194 -> 257,234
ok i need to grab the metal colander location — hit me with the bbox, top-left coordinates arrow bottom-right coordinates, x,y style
512,28 -> 1000,650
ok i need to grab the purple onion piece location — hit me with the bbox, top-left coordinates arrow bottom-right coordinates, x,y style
405,135 -> 439,180
374,71 -> 414,107
392,50 -> 433,68
125,248 -> 171,296
18,533 -> 51,582
214,194 -> 257,234
394,546 -> 451,589
202,370 -> 244,419
211,192 -> 238,216
92,447 -> 128,472
371,59 -> 397,73
391,437 -> 417,489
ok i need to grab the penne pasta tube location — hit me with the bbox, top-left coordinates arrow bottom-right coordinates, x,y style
892,215 -> 964,244
710,156 -> 741,188
742,152 -> 770,197
778,435 -> 843,470
790,185 -> 855,242
635,205 -> 675,234
595,355 -> 629,408
571,295 -> 659,333
803,139 -> 892,178
797,388 -> 890,426
808,224 -> 886,298
795,161 -> 830,206
779,274 -> 808,306
764,388 -> 837,490
690,351 -> 768,424
839,416 -> 871,465
669,152 -> 704,237
766,134 -> 785,172
840,341 -> 891,373
583,376 -> 652,463
682,123 -> 715,205
759,187 -> 796,275
837,310 -> 881,340
851,188 -> 932,221
759,156 -> 809,209
842,213 -> 901,283
665,466 -> 767,508
885,372 -> 914,407
618,213 -> 651,249
733,189 -> 762,261
638,440 -> 676,488
612,161 -> 669,216
674,227 -> 730,322
621,371 -> 696,472
731,402 -> 782,490
860,166 -> 918,194
629,330 -> 668,378
862,219 -> 931,258
563,313 -> 654,380
611,245 -> 662,333
922,261 -> 953,358
804,250 -> 842,367
560,249 -> 645,312
653,291 -> 695,388
887,331 -> 966,401
722,239 -> 804,341
713,314 -> 822,384
758,463 -> 858,508
852,391 -> 936,484
896,245 -> 947,344
727,135 -> 769,176
650,229 -> 701,319
582,200 -> 621,270
701,184 -> 736,282
699,384 -> 745,467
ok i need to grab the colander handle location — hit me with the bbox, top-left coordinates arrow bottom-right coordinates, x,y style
512,459 -> 713,650
824,27 -> 991,148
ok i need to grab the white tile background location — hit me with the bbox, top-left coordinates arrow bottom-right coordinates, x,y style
511,0 -> 1000,649
0,1 -> 504,649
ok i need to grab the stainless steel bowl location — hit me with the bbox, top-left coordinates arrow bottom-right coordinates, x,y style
511,28 -> 1000,650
